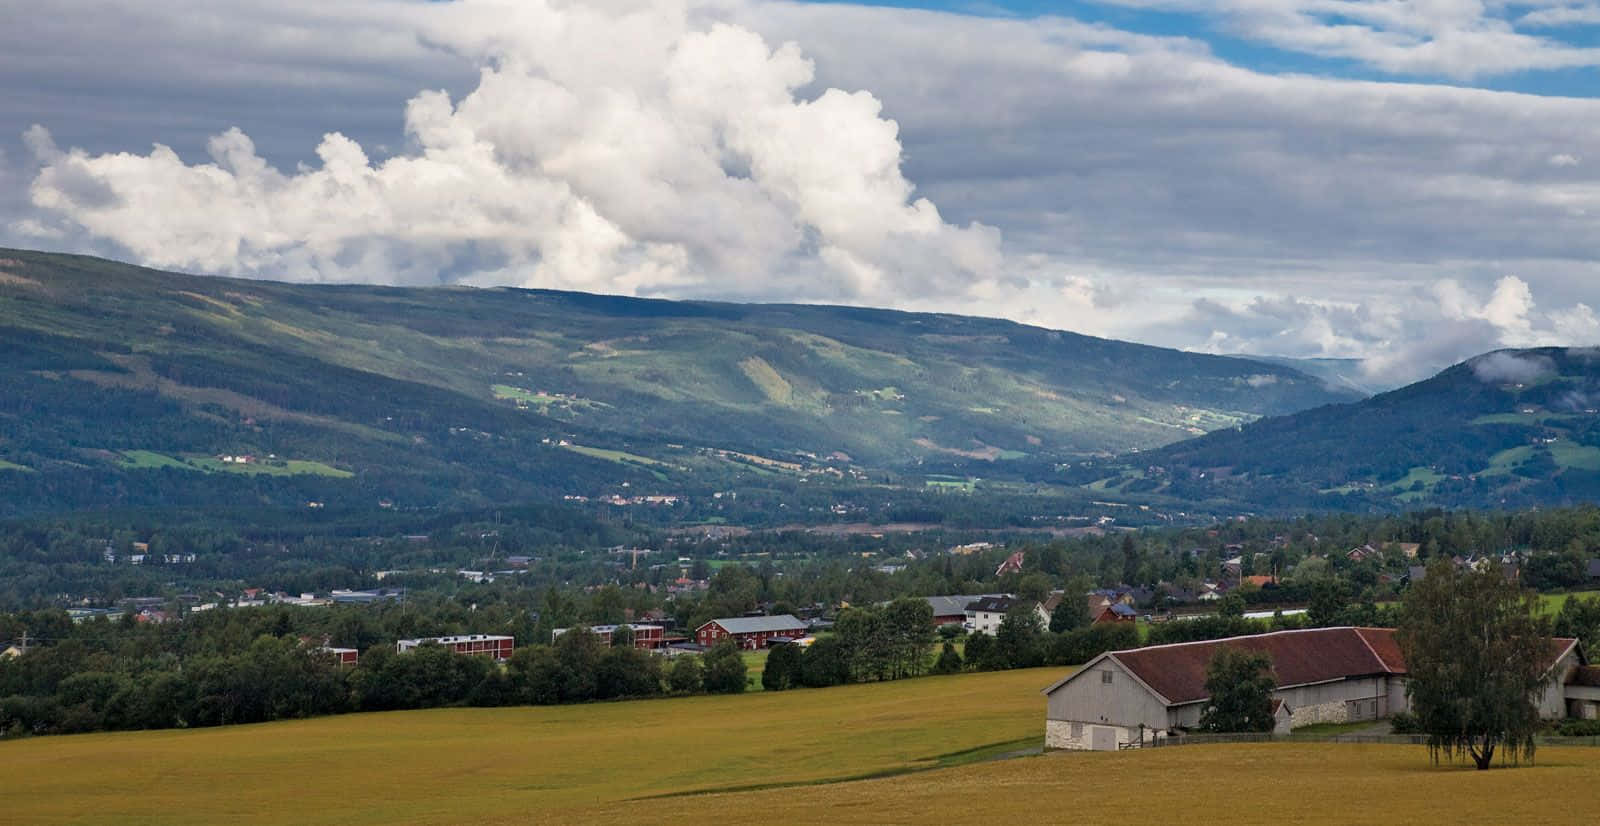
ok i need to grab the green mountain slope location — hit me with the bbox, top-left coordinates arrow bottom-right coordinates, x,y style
0,248 -> 1355,515
1085,347 -> 1600,511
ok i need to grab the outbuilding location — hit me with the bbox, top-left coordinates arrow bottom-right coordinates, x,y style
695,615 -> 808,649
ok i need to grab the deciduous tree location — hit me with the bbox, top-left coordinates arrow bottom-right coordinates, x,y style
1397,561 -> 1547,770
1198,647 -> 1275,733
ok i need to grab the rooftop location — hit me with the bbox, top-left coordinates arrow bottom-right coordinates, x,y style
1044,627 -> 1579,706
702,614 -> 808,634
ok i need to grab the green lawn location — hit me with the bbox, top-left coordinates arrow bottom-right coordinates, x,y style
115,451 -> 352,477
187,457 -> 353,478
560,444 -> 666,466
1538,590 -> 1600,615
0,458 -> 32,472
118,450 -> 192,470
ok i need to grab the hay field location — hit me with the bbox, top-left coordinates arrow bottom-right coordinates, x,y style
0,667 -> 1056,824
570,741 -> 1600,826
10,663 -> 1598,825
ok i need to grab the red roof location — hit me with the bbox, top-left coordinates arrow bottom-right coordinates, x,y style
1051,627 -> 1580,705
1106,628 -> 1407,704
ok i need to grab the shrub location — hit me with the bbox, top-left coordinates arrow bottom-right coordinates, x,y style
1389,711 -> 1421,734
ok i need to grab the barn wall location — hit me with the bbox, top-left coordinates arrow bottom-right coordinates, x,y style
1044,657 -> 1169,749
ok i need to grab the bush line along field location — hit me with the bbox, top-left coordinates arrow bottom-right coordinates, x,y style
1,667 -> 1056,825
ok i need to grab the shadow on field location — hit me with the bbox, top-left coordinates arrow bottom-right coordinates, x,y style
629,736 -> 1044,800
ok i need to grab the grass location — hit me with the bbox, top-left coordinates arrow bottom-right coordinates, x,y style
115,451 -> 353,477
1537,589 -> 1600,615
0,458 -> 31,472
0,667 -> 1060,825
560,444 -> 666,467
186,457 -> 353,478
489,384 -> 606,414
926,475 -> 977,492
118,450 -> 189,470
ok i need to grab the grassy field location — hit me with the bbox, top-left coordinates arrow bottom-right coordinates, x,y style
0,667 -> 1059,825
0,458 -> 32,472
116,451 -> 353,478
6,662 -> 1600,824
1538,589 -> 1600,614
559,443 -> 666,467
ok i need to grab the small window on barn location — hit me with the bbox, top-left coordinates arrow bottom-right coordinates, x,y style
1101,671 -> 1114,685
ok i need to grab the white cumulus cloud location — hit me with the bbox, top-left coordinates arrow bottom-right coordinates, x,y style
22,0 -> 1000,302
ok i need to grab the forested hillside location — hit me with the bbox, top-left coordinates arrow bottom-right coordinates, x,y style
1081,348 -> 1600,511
0,249 -> 1353,515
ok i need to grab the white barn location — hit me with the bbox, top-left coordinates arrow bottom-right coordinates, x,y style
1041,626 -> 1591,750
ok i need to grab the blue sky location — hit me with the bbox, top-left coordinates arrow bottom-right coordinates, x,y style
800,0 -> 1600,97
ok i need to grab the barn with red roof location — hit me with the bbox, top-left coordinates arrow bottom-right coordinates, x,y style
1040,626 -> 1589,751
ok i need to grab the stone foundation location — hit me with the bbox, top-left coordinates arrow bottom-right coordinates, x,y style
1288,699 -> 1350,729
1046,720 -> 1147,750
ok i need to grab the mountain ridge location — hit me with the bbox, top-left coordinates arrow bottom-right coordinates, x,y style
0,247 -> 1356,515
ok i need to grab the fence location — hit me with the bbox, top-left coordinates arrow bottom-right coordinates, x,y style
1148,732 -> 1600,748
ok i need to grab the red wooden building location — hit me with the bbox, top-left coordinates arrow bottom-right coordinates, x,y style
320,646 -> 360,666
695,615 -> 808,650
551,624 -> 666,649
395,634 -> 515,661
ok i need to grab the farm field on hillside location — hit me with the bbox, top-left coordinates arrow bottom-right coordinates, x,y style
0,667 -> 1058,825
566,742 -> 1600,825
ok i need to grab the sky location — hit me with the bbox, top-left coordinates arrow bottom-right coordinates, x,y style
3,0 -> 1600,384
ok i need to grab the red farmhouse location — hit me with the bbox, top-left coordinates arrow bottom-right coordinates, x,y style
395,634 -> 514,661
695,615 -> 808,650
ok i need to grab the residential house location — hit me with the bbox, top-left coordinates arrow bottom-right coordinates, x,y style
1346,544 -> 1380,563
1093,603 -> 1138,624
1040,627 -> 1589,750
923,595 -> 995,628
694,615 -> 808,650
964,595 -> 1016,635
995,551 -> 1025,577
963,595 -> 1055,634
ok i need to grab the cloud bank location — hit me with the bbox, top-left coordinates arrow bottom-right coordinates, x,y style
22,0 -> 999,301
6,0 -> 1600,386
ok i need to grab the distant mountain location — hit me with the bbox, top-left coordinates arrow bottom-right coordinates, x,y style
0,248 -> 1354,515
1233,354 -> 1398,397
1085,348 -> 1600,511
